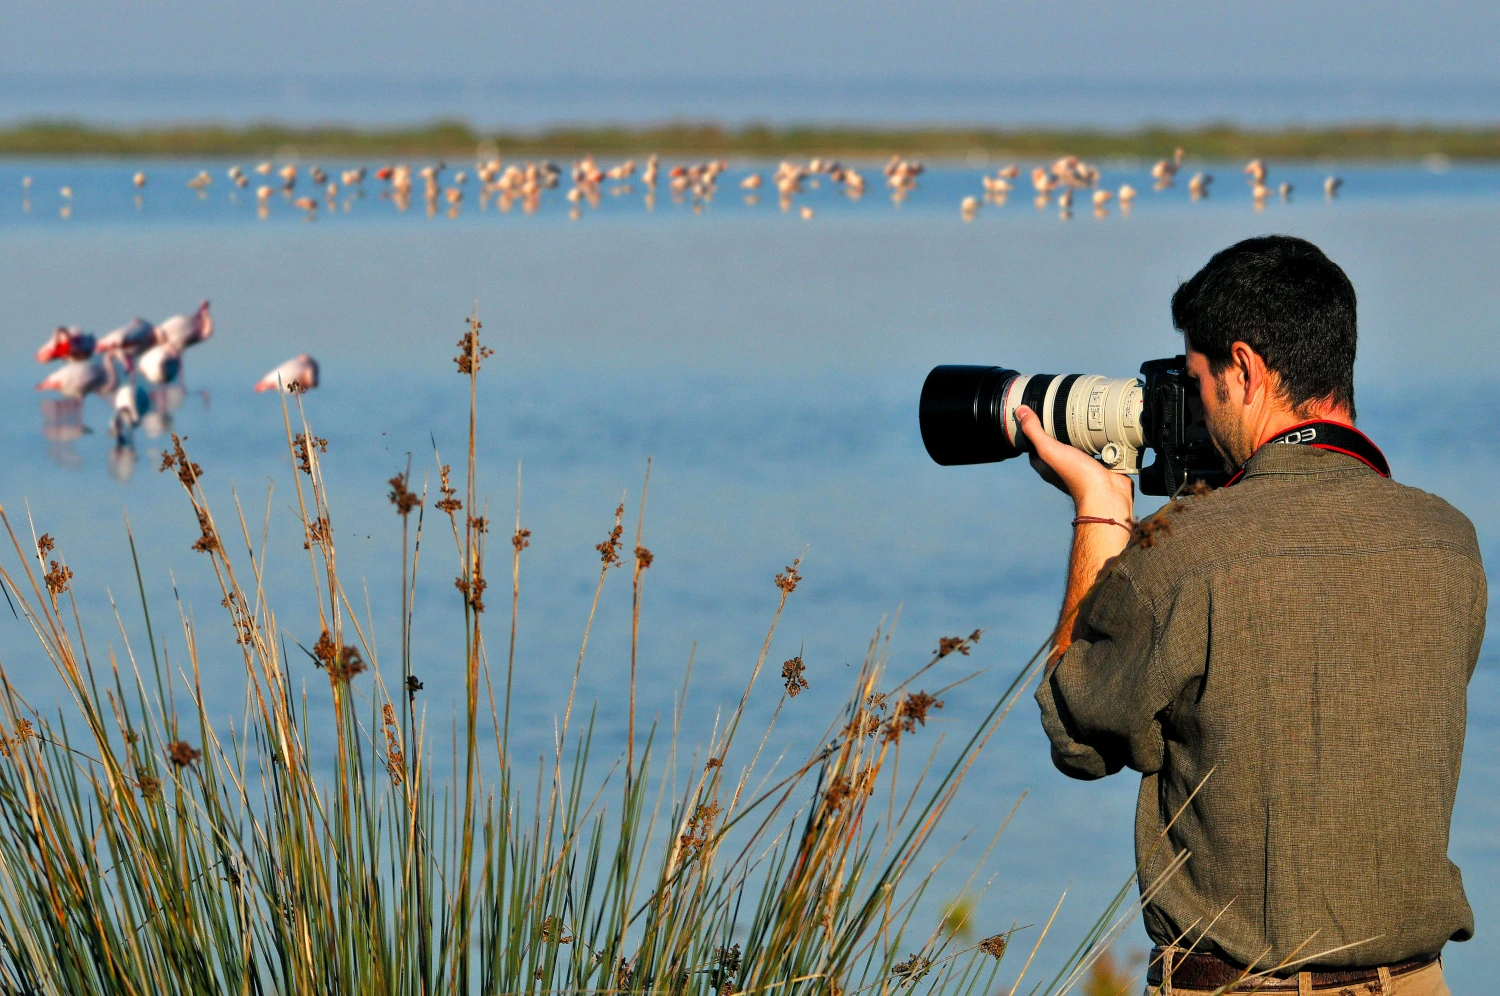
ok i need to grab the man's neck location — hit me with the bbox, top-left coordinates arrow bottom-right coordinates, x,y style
1252,404 -> 1355,452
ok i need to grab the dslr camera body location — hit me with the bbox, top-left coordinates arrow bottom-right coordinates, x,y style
920,356 -> 1229,496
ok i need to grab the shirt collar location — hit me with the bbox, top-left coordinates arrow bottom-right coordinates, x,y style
1236,440 -> 1381,482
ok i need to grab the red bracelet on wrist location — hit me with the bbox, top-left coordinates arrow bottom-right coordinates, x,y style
1071,515 -> 1134,532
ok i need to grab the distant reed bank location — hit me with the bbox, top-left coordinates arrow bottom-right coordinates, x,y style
3,119 -> 1499,161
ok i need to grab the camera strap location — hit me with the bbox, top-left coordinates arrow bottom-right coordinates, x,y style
1223,420 -> 1390,487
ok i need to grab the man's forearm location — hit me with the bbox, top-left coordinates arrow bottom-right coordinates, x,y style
1048,522 -> 1131,670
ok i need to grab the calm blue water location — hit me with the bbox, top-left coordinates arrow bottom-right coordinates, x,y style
0,161 -> 1496,987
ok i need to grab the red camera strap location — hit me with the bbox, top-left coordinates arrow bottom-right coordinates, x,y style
1223,420 -> 1390,488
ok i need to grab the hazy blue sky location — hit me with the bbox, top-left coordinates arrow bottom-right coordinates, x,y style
2,1 -> 1497,126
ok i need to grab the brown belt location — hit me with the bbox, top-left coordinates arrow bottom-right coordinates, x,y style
1146,947 -> 1439,992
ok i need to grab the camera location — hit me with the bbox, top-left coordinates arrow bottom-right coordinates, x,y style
919,355 -> 1229,496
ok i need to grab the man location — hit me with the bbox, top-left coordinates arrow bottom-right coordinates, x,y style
1023,236 -> 1483,995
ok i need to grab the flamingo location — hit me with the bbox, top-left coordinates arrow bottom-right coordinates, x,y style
137,344 -> 183,385
36,327 -> 97,363
110,381 -> 151,443
1151,148 -> 1184,189
37,354 -> 119,400
255,354 -> 319,393
155,301 -> 213,352
96,317 -> 157,363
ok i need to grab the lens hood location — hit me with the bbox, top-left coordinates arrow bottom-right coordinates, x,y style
919,365 -> 1023,465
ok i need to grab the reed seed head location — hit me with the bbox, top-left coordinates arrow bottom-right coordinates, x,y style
159,434 -> 203,488
35,534 -> 54,558
635,545 -> 653,570
388,472 -> 422,517
405,674 -> 424,697
882,691 -> 943,744
781,655 -> 808,697
0,719 -> 35,757
313,630 -> 366,682
596,505 -> 625,567
935,630 -> 982,659
435,465 -> 462,515
512,527 -> 531,552
192,508 -> 220,554
892,955 -> 931,982
775,558 -> 802,594
43,560 -> 72,597
167,740 -> 201,768
383,722 -> 405,784
824,770 -> 876,812
453,318 -> 493,375
1131,511 -> 1173,549
979,934 -> 1008,960
292,433 -> 327,475
302,515 -> 331,550
539,915 -> 574,944
679,800 -> 721,854
137,775 -> 162,799
455,569 -> 487,612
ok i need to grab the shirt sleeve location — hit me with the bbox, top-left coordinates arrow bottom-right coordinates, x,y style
1034,565 -> 1169,780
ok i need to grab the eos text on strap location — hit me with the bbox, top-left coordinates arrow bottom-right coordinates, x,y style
1225,420 -> 1390,487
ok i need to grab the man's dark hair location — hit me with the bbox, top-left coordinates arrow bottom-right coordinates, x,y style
1171,235 -> 1357,417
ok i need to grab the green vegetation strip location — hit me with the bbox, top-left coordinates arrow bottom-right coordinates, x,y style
3,119 -> 1499,160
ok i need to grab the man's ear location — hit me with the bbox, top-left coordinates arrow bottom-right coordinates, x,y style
1229,341 -> 1267,407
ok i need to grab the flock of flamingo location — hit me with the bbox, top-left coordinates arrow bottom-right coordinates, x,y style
960,149 -> 1344,220
17,149 -> 1343,222
20,146 -> 1345,479
33,301 -> 318,479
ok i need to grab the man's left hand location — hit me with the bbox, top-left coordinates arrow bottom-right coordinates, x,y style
1016,405 -> 1136,521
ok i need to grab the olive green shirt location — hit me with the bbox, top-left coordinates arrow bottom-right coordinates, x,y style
1035,443 -> 1485,969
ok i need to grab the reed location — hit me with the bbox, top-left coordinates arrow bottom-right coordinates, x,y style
0,312 -> 1130,996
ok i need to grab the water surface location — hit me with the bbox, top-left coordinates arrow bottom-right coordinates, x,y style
1,162 -> 1496,986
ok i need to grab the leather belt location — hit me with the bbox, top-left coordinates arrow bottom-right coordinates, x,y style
1146,947 -> 1438,992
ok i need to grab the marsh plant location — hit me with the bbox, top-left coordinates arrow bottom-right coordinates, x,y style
0,315 -> 1143,996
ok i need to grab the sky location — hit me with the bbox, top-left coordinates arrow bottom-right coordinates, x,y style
1,1 -> 1497,127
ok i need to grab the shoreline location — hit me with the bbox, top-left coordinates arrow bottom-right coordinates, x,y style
3,120 -> 1500,162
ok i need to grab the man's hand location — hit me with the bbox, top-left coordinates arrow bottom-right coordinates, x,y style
1016,405 -> 1135,521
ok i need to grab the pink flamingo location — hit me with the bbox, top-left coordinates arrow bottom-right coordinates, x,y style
155,300 -> 213,351
137,343 -> 184,385
36,327 -> 97,363
255,354 -> 319,393
96,317 -> 157,364
37,354 -> 120,400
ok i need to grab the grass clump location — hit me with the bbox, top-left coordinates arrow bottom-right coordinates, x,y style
0,311 -> 1142,996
